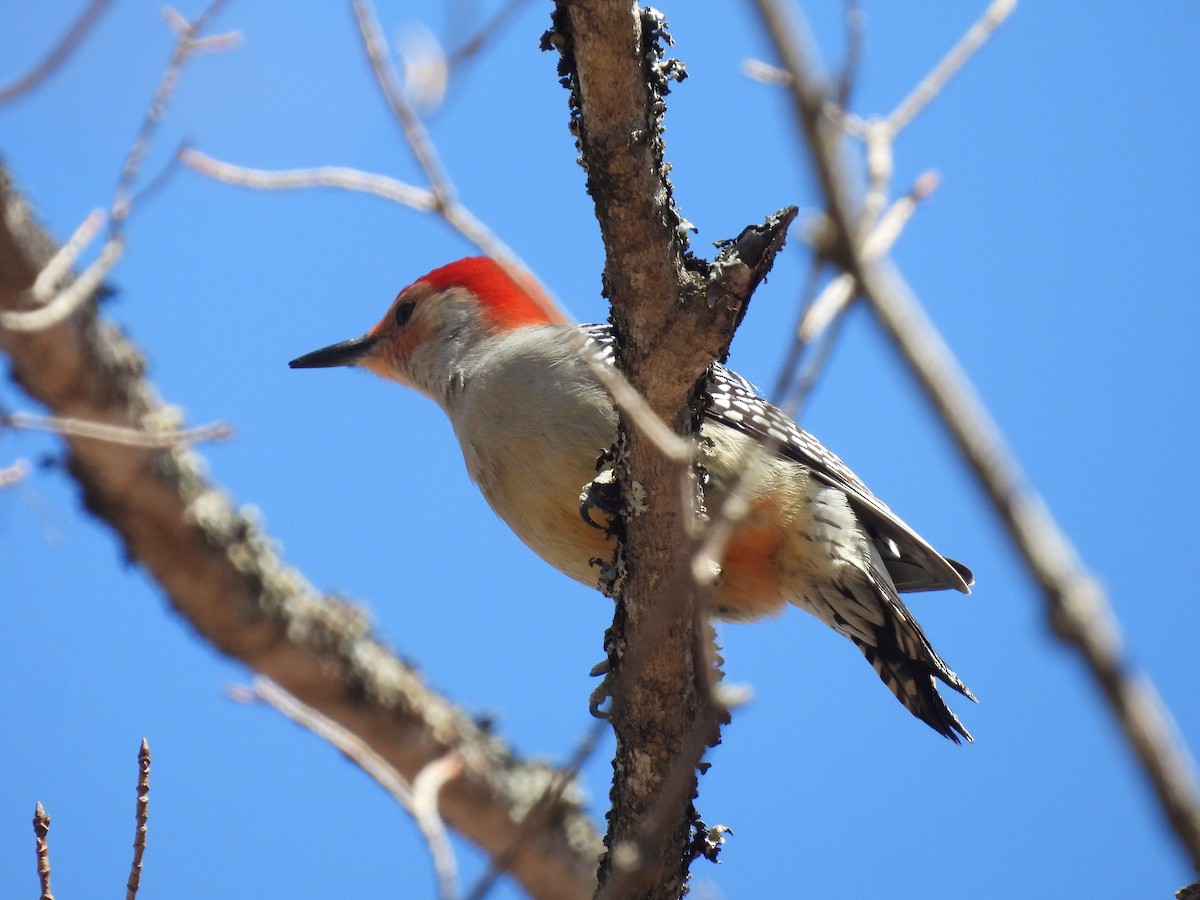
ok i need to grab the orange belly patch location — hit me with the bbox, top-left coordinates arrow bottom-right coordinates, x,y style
711,496 -> 787,621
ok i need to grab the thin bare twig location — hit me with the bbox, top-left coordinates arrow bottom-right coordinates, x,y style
886,0 -> 1017,135
860,118 -> 893,228
0,0 -> 115,104
0,235 -> 123,332
780,308 -> 850,423
0,459 -> 30,488
412,754 -> 466,900
865,170 -> 938,255
123,139 -> 196,218
858,0 -> 1013,224
2,2 -> 238,336
741,58 -> 790,85
180,152 -> 438,209
352,0 -> 454,204
126,739 -> 151,900
241,677 -> 463,900
346,0 -> 561,320
238,677 -> 414,805
28,208 -> 105,300
33,802 -> 54,900
834,0 -> 863,110
112,0 -> 239,230
0,208 -> 116,332
787,169 -> 939,369
770,253 -> 824,402
208,2 -> 528,305
5,411 -> 232,448
447,0 -> 533,67
345,2 -> 557,313
464,720 -> 606,900
753,0 -> 1200,870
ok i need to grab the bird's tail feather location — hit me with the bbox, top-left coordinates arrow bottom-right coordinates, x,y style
852,636 -> 974,743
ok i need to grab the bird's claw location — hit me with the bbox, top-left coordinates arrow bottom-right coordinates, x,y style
579,468 -> 620,530
588,657 -> 613,719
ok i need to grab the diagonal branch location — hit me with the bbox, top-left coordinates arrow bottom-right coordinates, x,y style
351,0 -> 454,206
111,1 -> 239,229
243,678 -> 462,900
859,256 -> 1200,871
0,164 -> 599,900
752,0 -> 1200,872
0,0 -> 115,105
885,0 -> 1017,135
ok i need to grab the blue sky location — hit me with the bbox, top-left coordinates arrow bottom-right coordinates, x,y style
2,2 -> 1198,897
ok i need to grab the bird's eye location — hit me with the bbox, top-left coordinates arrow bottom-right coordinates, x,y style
394,299 -> 417,328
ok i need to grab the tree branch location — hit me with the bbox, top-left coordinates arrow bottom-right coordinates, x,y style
547,4 -> 715,896
0,0 -> 115,105
125,739 -> 151,900
548,5 -> 793,895
241,677 -> 462,900
33,802 -> 53,900
752,0 -> 1200,872
0,163 -> 599,900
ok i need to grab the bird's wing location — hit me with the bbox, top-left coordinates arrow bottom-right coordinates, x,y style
703,364 -> 972,594
576,325 -> 971,594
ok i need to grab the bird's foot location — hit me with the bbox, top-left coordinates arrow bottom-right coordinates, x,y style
588,657 -> 613,719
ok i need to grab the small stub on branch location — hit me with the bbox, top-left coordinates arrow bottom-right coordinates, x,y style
708,205 -> 799,342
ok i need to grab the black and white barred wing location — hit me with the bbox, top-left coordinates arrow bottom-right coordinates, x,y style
577,324 -> 970,596
704,364 -> 973,595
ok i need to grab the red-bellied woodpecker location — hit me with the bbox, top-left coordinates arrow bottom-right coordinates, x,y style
291,257 -> 976,741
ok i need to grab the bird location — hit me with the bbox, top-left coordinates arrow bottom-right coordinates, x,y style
290,256 -> 976,741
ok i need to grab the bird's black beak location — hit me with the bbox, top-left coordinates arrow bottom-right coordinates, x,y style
289,334 -> 379,369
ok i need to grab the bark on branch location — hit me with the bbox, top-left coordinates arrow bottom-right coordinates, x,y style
547,5 -> 793,896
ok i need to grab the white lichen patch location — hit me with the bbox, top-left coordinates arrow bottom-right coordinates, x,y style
625,479 -> 648,516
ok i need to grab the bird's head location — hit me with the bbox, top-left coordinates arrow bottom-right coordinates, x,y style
290,257 -> 564,400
